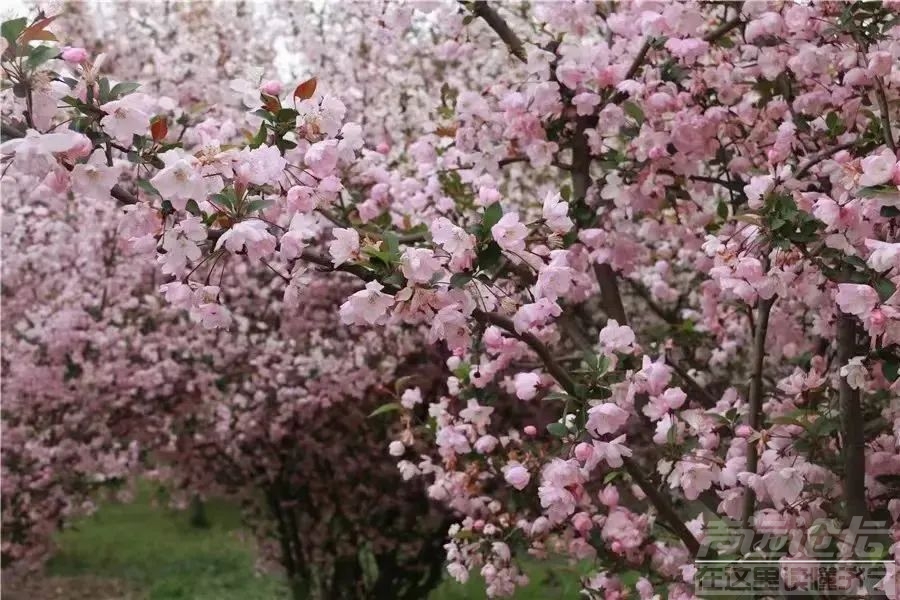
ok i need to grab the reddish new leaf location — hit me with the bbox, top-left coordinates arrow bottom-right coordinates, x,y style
150,117 -> 168,142
262,94 -> 281,112
293,77 -> 317,100
20,15 -> 58,44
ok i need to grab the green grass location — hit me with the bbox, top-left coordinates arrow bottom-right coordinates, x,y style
48,485 -> 288,600
430,560 -> 587,600
46,484 -> 584,599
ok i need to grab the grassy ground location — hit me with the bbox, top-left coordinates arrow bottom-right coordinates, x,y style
6,485 -> 583,599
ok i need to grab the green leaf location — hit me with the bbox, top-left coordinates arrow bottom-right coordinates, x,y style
449,272 -> 472,289
276,108 -> 299,122
717,199 -> 729,221
368,402 -> 402,418
382,231 -> 400,262
771,416 -> 805,428
1,17 -> 27,46
185,199 -> 202,217
477,241 -> 502,271
881,205 -> 900,218
546,422 -> 568,437
481,202 -> 502,233
875,278 -> 896,302
619,570 -> 642,588
25,44 -> 58,69
211,192 -> 235,211
603,470 -> 622,484
623,101 -> 645,124
883,359 -> 899,382
244,198 -> 274,215
857,186 -> 892,198
136,179 -> 161,197
109,81 -> 140,99
97,77 -> 111,103
249,121 -> 267,149
825,111 -> 846,137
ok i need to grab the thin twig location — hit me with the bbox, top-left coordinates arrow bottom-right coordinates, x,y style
875,78 -> 897,153
2,118 -> 139,205
468,1 -> 527,63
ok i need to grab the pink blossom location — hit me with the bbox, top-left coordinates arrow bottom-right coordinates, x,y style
474,435 -> 498,454
328,228 -> 360,266
514,372 -> 540,400
668,459 -> 717,500
503,463 -> 531,490
459,398 -> 494,429
214,219 -> 276,262
542,192 -> 573,234
572,92 -> 600,116
762,467 -> 804,508
260,80 -> 282,96
834,284 -> 879,317
643,387 -> 687,421
99,98 -> 150,143
512,299 -> 561,333
591,435 -> 633,468
866,240 -> 900,273
400,388 -> 422,409
665,37 -> 709,62
868,51 -> 894,77
539,459 -> 583,523
388,441 -> 405,457
61,47 -> 88,64
150,151 -> 207,210
597,319 -> 636,354
304,140 -> 339,178
860,149 -> 898,187
400,247 -> 441,284
586,403 -> 630,436
71,154 -> 120,200
339,281 -> 394,325
491,212 -> 528,252
743,174 -> 775,209
840,356 -> 868,390
234,144 -> 286,186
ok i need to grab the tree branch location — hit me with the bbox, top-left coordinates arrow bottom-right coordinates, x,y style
2,118 -> 138,205
703,15 -> 742,43
472,310 -> 577,393
740,295 -> 774,529
468,1 -> 527,63
837,313 -> 868,524
665,354 -> 718,409
571,115 -> 628,324
875,78 -> 897,153
793,141 -> 855,180
622,459 -> 701,556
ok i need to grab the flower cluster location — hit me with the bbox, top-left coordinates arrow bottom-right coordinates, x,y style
2,1 -> 900,598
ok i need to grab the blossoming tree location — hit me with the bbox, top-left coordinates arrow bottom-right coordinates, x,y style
3,0 -> 900,598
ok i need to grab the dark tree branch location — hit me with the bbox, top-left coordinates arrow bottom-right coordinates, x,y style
468,1 -> 527,63
793,141 -> 856,180
704,15 -> 742,43
740,295 -> 774,529
837,313 -> 868,524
